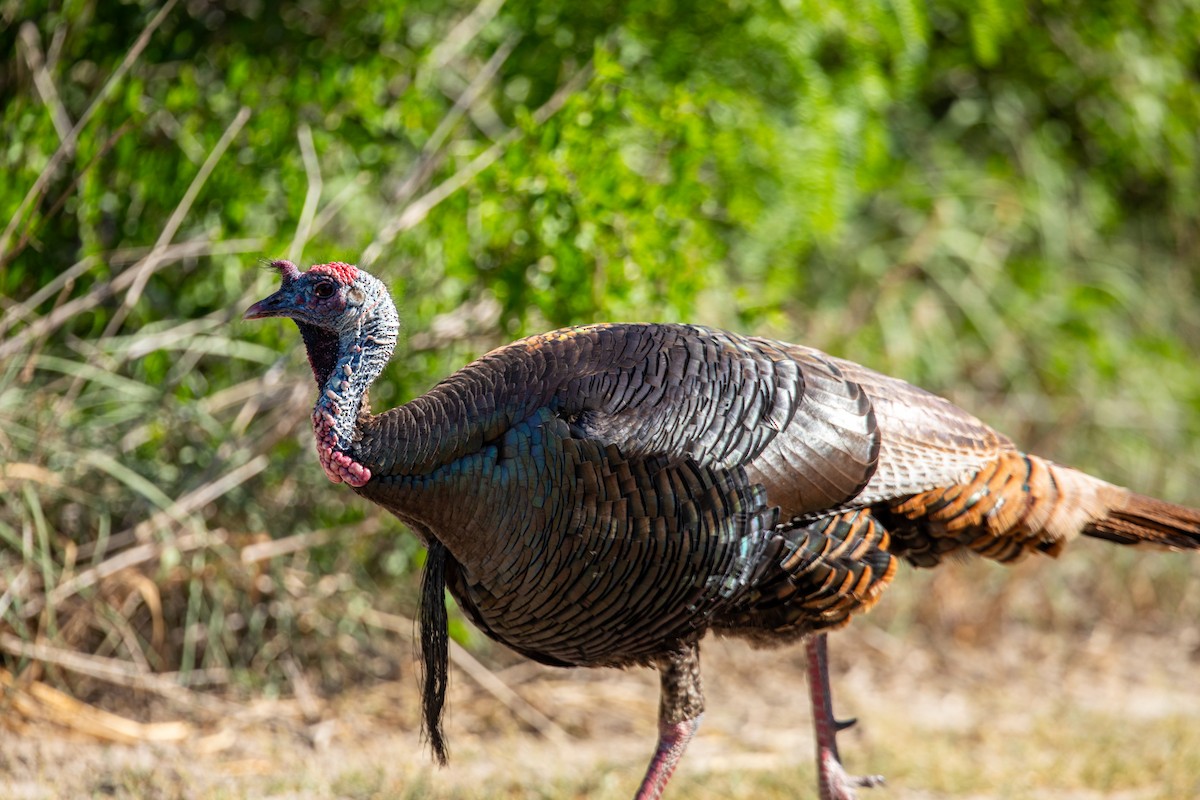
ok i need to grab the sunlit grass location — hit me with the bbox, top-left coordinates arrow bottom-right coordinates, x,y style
6,623 -> 1198,799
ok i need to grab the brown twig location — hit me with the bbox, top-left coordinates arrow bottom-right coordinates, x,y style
0,668 -> 192,744
0,633 -> 240,717
239,519 -> 385,565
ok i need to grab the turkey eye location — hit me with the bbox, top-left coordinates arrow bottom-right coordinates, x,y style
313,281 -> 335,299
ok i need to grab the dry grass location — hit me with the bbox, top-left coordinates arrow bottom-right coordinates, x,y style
3,616 -> 1199,799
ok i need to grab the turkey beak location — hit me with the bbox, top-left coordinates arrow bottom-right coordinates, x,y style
243,291 -> 289,320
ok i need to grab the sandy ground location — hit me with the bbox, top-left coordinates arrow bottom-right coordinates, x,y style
4,618 -> 1200,800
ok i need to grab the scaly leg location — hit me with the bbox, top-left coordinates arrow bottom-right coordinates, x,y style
634,716 -> 701,800
634,644 -> 704,800
805,633 -> 884,800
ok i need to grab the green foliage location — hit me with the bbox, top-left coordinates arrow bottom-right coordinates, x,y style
1,0 -> 1199,698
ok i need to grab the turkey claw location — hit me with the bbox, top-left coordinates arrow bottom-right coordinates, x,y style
820,747 -> 885,800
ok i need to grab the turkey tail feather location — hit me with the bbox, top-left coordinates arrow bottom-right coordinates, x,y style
420,539 -> 450,765
888,452 -> 1200,564
1085,491 -> 1200,550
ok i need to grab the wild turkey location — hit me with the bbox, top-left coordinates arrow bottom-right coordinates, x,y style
245,260 -> 1200,800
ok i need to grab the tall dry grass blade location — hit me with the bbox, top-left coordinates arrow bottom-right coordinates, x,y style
406,33 -> 520,194
43,530 -> 222,613
0,633 -> 240,716
49,458 -> 264,595
94,598 -> 154,672
280,654 -> 321,722
239,519 -> 384,564
106,318 -> 261,361
428,0 -> 508,70
0,0 -> 180,264
360,34 -> 520,267
287,124 -> 322,267
0,255 -> 99,338
80,451 -> 188,530
200,372 -> 303,416
27,354 -> 156,400
0,120 -> 137,272
115,455 -> 267,546
103,105 -> 253,336
180,552 -> 204,676
309,171 -> 372,239
0,668 -> 192,744
22,486 -> 57,609
361,58 -> 592,267
0,238 -> 265,360
18,23 -> 73,142
0,569 -> 30,627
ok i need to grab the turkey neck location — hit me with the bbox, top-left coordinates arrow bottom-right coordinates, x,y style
296,322 -> 340,387
300,294 -> 398,480
298,295 -> 520,490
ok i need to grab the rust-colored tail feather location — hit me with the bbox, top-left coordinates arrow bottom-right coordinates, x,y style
1084,491 -> 1200,550
889,452 -> 1200,565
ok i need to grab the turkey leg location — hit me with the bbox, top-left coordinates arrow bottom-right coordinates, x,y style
806,633 -> 884,800
634,643 -> 704,800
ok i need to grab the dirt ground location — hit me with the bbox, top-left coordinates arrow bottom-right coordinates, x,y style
4,616 -> 1200,800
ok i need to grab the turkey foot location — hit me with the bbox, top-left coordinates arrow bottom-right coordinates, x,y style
806,634 -> 884,800
819,747 -> 885,800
